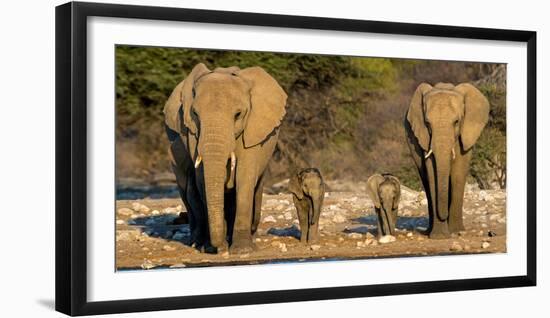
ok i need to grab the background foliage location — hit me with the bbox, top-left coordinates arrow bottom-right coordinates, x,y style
115,46 -> 506,190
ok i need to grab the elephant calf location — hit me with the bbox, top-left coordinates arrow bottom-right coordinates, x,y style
288,168 -> 325,244
366,174 -> 401,237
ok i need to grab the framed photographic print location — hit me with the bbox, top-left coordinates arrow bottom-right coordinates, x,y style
55,1 -> 536,316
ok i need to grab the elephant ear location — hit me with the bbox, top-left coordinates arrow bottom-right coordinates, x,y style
454,83 -> 490,151
164,63 -> 211,134
386,175 -> 401,210
163,79 -> 186,132
182,63 -> 211,135
237,67 -> 288,148
288,172 -> 303,200
366,174 -> 385,209
406,83 -> 433,151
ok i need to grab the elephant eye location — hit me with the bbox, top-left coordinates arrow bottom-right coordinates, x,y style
192,87 -> 196,98
234,111 -> 242,120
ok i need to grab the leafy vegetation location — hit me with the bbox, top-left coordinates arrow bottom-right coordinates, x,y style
115,46 -> 506,190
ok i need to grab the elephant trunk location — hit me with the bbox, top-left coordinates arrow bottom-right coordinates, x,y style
381,202 -> 394,235
199,119 -> 233,251
309,190 -> 322,226
433,143 -> 452,221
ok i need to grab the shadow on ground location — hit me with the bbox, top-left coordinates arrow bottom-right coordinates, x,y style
348,215 -> 430,233
127,214 -> 192,245
267,225 -> 301,240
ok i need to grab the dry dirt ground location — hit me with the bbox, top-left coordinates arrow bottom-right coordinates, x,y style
115,182 -> 506,270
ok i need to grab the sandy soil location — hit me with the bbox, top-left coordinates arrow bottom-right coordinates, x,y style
115,184 -> 506,270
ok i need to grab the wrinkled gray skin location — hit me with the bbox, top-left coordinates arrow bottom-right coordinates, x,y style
288,168 -> 325,244
164,64 -> 287,253
366,174 -> 401,237
404,82 -> 489,239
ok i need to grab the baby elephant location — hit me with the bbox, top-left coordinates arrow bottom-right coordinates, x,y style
366,174 -> 401,237
288,168 -> 325,244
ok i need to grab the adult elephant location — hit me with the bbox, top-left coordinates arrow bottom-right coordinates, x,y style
404,82 -> 489,238
164,63 -> 287,253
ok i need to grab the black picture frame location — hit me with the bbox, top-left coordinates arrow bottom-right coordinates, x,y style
55,1 -> 537,316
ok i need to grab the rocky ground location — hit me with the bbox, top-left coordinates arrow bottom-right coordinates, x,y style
115,181 -> 506,270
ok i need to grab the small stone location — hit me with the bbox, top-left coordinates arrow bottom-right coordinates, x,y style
255,238 -> 262,242
406,232 -> 413,237
481,242 -> 491,249
464,245 -> 471,251
141,247 -> 149,251
116,219 -> 124,225
239,253 -> 250,259
481,223 -> 488,228
347,232 -> 363,239
141,259 -> 155,270
169,264 -> 186,268
271,241 -> 281,247
333,214 -> 346,223
277,215 -> 284,220
356,241 -> 365,248
117,207 -> 134,216
497,217 -> 506,224
450,241 -> 463,252
338,237 -> 344,242
284,211 -> 293,220
378,235 -> 396,244
365,232 -> 375,240
310,244 -> 321,251
279,243 -> 287,252
151,210 -> 160,215
221,251 -> 230,259
263,215 -> 277,223
163,245 -> 176,251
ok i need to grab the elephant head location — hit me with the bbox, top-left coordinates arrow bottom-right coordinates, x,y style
288,168 -> 325,227
406,82 -> 489,221
164,63 -> 287,250
366,174 -> 400,236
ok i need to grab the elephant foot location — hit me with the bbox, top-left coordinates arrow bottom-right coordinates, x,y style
230,236 -> 256,254
448,223 -> 465,233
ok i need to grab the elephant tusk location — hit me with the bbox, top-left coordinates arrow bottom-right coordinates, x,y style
451,148 -> 456,160
194,155 -> 202,168
230,152 -> 236,173
424,149 -> 433,159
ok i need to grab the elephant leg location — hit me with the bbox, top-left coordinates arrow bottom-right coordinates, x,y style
294,197 -> 309,243
375,208 -> 384,238
224,189 -> 237,244
307,225 -> 319,244
426,157 -> 450,239
448,149 -> 471,233
186,172 -> 209,249
231,172 -> 257,253
251,173 -> 265,235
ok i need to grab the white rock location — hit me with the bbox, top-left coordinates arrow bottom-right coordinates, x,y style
141,260 -> 155,270
324,193 -> 330,198
275,204 -> 285,210
284,211 -> 293,220
310,244 -> 321,251
356,241 -> 365,247
279,243 -> 287,252
497,217 -> 506,224
116,219 -> 125,225
450,241 -> 463,252
262,215 -> 277,223
277,215 -> 284,220
406,232 -> 413,237
332,214 -> 346,223
117,208 -> 134,216
482,242 -> 491,249
162,245 -> 176,251
378,235 -> 396,244
151,210 -> 160,215
365,232 -> 375,240
347,232 -> 363,239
